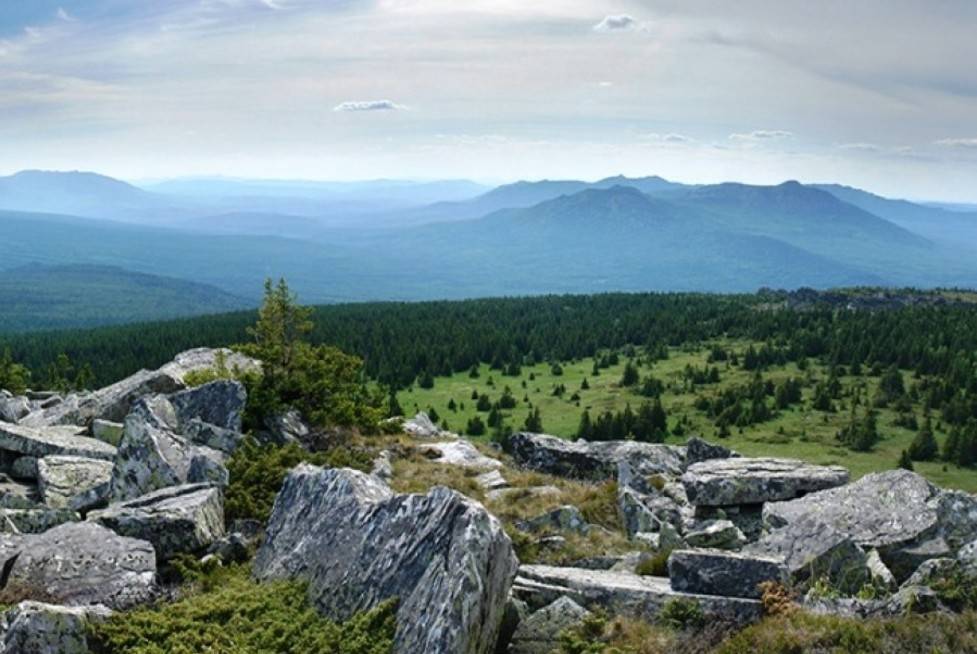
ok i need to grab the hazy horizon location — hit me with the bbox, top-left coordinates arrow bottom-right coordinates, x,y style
2,2 -> 977,201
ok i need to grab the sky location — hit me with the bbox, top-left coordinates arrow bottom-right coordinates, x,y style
1,1 -> 976,201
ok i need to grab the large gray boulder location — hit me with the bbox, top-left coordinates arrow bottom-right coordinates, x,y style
0,422 -> 116,461
418,439 -> 502,471
0,601 -> 111,654
682,457 -> 849,507
253,465 -> 518,654
508,432 -> 685,481
618,486 -> 683,539
513,565 -> 762,624
508,596 -> 590,654
403,412 -> 455,439
90,483 -> 225,560
167,380 -> 247,433
685,520 -> 747,550
764,470 -> 977,580
37,456 -> 114,510
0,395 -> 31,424
0,522 -> 156,609
109,408 -> 227,502
746,516 -> 869,594
668,549 -> 789,599
685,437 -> 738,466
17,394 -> 99,430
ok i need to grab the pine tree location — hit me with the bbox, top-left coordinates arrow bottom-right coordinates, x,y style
523,407 -> 543,432
620,361 -> 640,387
898,449 -> 914,471
907,418 -> 938,461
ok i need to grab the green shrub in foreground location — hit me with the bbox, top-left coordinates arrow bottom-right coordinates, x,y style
224,437 -> 372,524
88,565 -> 396,654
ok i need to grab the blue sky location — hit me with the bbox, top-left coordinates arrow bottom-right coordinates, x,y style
1,0 -> 976,201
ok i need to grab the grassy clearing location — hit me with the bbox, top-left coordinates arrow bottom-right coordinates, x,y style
398,340 -> 977,492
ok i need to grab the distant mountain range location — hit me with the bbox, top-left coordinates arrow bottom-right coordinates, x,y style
1,169 -> 976,331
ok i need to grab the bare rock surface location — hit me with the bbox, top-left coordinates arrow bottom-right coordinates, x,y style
0,522 -> 156,610
253,465 -> 518,654
37,456 -> 114,510
418,439 -> 502,471
668,549 -> 789,599
0,422 -> 115,461
91,483 -> 225,560
508,432 -> 685,481
513,565 -> 762,624
508,596 -> 590,654
682,457 -> 849,507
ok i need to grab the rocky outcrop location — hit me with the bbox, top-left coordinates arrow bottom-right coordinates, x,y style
508,432 -> 685,481
685,437 -> 737,466
763,470 -> 977,580
91,419 -> 124,446
253,465 -> 518,654
37,456 -> 114,510
0,522 -> 156,609
0,601 -> 112,654
512,565 -> 762,624
167,381 -> 247,433
419,439 -> 502,471
508,597 -> 590,654
109,408 -> 227,502
682,457 -> 849,507
746,516 -> 869,593
0,422 -> 116,461
0,394 -> 31,424
90,483 -> 225,561
668,549 -> 789,599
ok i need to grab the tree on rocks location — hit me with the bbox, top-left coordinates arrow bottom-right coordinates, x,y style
908,417 -> 939,461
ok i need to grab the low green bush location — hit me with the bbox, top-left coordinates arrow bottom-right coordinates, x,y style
224,437 -> 372,524
88,564 -> 396,654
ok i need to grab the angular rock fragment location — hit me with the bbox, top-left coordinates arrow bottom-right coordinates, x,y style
516,505 -> 590,536
91,419 -> 124,446
509,432 -> 685,481
0,601 -> 112,654
668,549 -> 789,599
685,520 -> 747,550
90,483 -> 225,560
418,439 -> 502,470
37,455 -> 114,510
682,457 -> 849,507
509,596 -> 590,654
253,465 -> 517,654
0,421 -> 115,461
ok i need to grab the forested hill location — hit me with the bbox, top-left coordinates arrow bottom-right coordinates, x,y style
3,289 -> 977,394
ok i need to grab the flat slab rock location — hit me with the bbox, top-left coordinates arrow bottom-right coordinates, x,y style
91,483 -> 225,561
667,549 -> 789,599
0,422 -> 116,461
682,457 -> 849,507
508,432 -> 686,481
513,565 -> 762,625
0,522 -> 156,610
253,465 -> 518,654
763,469 -> 977,579
37,455 -> 114,510
418,439 -> 502,471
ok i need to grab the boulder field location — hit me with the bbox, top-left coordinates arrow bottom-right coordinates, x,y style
1,357 -> 977,654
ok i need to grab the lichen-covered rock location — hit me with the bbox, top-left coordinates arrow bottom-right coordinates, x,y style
418,439 -> 502,471
109,409 -> 227,502
508,596 -> 590,654
513,565 -> 762,624
618,487 -> 682,539
90,483 -> 225,560
746,516 -> 869,594
685,520 -> 747,550
958,539 -> 977,575
37,456 -> 114,510
764,470 -> 977,580
167,380 -> 247,432
10,455 -> 38,480
903,557 -> 959,588
682,457 -> 849,507
91,419 -> 124,446
0,522 -> 156,610
17,394 -> 99,430
0,421 -> 116,460
260,409 -> 310,446
253,465 -> 517,654
668,549 -> 789,599
183,419 -> 246,455
509,432 -> 685,481
0,507 -> 79,533
516,505 -> 590,536
0,601 -> 112,654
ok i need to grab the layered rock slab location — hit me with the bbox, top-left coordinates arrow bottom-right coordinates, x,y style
37,456 -> 114,510
0,601 -> 111,654
682,457 -> 849,507
0,422 -> 115,461
508,432 -> 685,481
253,465 -> 518,654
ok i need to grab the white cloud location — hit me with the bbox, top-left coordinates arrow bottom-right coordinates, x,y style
838,142 -> 881,152
597,81 -> 613,87
935,137 -> 977,149
333,100 -> 407,112
729,129 -> 794,141
56,8 -> 77,22
642,132 -> 693,144
593,15 -> 638,32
